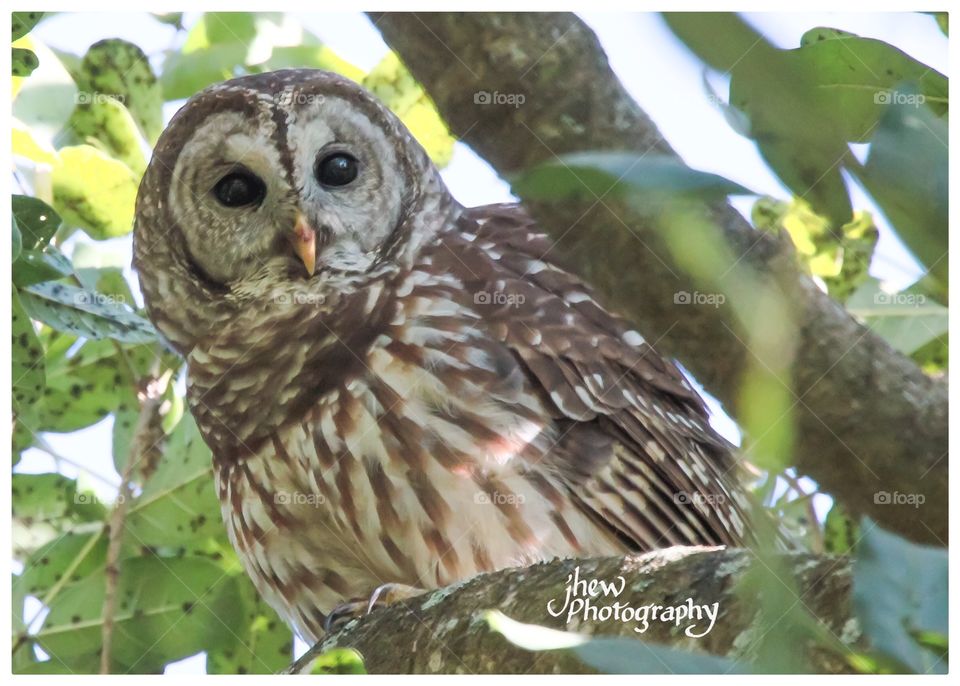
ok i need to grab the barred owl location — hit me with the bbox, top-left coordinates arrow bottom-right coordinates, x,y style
133,69 -> 752,643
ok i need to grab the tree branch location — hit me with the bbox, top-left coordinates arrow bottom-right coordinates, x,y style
289,548 -> 859,674
366,11 -> 947,544
99,371 -> 169,674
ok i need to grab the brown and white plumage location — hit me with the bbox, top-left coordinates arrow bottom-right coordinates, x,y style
134,70 -> 752,642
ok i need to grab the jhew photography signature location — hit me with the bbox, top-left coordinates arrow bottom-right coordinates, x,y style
546,566 -> 721,638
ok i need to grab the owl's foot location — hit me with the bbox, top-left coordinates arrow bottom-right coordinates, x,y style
323,583 -> 426,634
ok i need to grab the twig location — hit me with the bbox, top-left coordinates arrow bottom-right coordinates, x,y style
99,369 -> 170,674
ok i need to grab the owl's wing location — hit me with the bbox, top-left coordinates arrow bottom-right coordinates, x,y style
432,203 -> 753,549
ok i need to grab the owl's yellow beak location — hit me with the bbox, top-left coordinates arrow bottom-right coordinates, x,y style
289,213 -> 316,277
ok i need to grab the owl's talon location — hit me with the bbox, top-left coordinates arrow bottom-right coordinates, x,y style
323,584 -> 426,635
323,600 -> 366,634
366,582 -> 425,614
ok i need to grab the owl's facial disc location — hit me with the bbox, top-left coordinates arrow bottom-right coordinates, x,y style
283,95 -> 407,276
165,92 -> 409,289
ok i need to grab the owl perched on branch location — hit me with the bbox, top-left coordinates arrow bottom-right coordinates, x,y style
134,70 -> 752,643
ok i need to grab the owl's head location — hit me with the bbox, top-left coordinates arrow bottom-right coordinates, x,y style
134,69 -> 453,353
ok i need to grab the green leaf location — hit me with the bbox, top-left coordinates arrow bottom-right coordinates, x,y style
16,531 -> 108,597
76,39 -> 163,142
160,12 -> 267,100
823,503 -> 859,554
13,47 -> 39,77
12,420 -> 35,462
74,267 -> 135,307
207,574 -> 294,674
184,12 -> 259,50
151,13 -> 185,30
309,648 -> 367,675
790,28 -> 947,142
12,473 -> 95,560
850,94 -> 947,292
853,521 -> 947,674
12,215 -> 22,261
737,361 -> 794,472
664,13 -> 854,229
12,12 -> 45,41
514,151 -> 753,204
160,44 -> 248,100
12,472 -> 77,524
126,415 -> 220,547
19,281 -> 157,344
12,288 -> 46,410
16,655 -> 102,675
62,97 -> 147,175
23,340 -> 130,433
924,12 -> 948,36
910,332 -> 948,375
12,194 -> 61,249
35,556 -> 244,673
846,278 -> 948,356
13,246 -> 74,287
52,144 -> 139,239
486,611 -> 747,674
111,388 -> 141,473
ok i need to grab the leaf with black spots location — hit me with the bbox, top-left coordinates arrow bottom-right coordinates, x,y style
19,281 -> 156,344
75,39 -> 163,142
207,573 -> 294,674
126,414 -> 220,547
12,288 -> 45,410
12,12 -> 45,41
35,556 -> 244,673
13,47 -> 39,77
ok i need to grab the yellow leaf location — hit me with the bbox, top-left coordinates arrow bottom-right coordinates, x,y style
51,145 -> 139,240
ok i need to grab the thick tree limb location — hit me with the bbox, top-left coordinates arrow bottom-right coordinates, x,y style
367,12 -> 947,544
290,548 -> 859,674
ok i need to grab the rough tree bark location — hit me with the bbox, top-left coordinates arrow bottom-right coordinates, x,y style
290,548 -> 860,674
366,11 -> 948,545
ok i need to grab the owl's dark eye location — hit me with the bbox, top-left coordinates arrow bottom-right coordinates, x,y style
212,171 -> 266,208
315,153 -> 359,187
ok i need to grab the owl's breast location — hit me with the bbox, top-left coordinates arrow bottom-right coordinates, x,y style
212,270 -> 620,641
